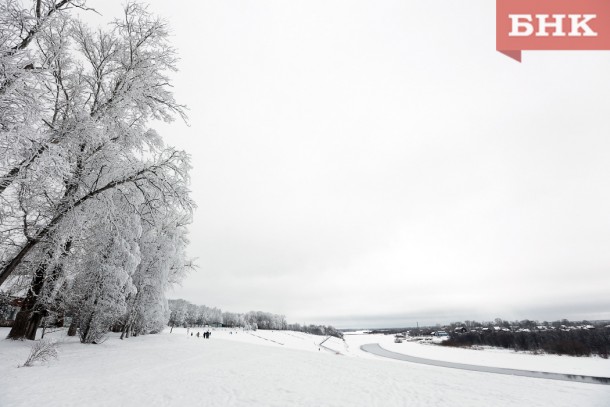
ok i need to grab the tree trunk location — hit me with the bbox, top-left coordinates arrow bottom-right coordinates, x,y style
41,317 -> 47,339
6,261 -> 47,340
7,307 -> 45,340
81,311 -> 95,343
67,316 -> 79,336
56,311 -> 64,328
25,311 -> 44,340
8,311 -> 32,340
120,318 -> 131,340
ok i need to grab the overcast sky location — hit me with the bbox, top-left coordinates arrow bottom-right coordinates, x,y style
88,1 -> 610,328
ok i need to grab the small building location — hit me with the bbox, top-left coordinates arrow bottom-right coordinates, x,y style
0,296 -> 23,327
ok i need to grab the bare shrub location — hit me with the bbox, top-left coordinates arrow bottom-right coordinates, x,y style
21,339 -> 58,367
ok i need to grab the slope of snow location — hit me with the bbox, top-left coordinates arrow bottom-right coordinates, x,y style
1,328 -> 609,407
185,327 -> 328,351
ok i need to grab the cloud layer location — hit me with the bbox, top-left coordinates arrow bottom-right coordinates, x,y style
86,1 -> 610,328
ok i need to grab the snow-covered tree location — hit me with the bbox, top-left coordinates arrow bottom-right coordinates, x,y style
168,299 -> 188,330
1,1 -> 194,341
71,214 -> 141,344
118,211 -> 193,338
1,1 -> 82,194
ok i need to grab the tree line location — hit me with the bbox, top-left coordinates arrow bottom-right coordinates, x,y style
437,318 -> 610,357
442,327 -> 610,358
168,299 -> 343,339
0,1 -> 194,343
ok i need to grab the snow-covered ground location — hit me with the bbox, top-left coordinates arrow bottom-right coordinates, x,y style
1,328 -> 609,407
343,333 -> 610,377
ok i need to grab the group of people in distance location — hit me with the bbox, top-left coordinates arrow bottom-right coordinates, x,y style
187,328 -> 211,339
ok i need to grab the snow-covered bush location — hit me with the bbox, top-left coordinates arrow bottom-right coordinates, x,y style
22,339 -> 58,367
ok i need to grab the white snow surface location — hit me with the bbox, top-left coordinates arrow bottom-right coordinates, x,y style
1,328 -> 609,407
345,333 -> 610,377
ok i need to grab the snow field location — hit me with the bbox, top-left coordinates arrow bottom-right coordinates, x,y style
188,327 -> 329,352
1,328 -> 609,407
343,333 -> 610,377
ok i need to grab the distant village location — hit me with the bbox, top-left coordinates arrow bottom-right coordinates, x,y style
366,318 -> 610,336
363,319 -> 610,357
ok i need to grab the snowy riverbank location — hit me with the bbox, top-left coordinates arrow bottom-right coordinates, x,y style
343,333 -> 610,377
1,328 -> 609,407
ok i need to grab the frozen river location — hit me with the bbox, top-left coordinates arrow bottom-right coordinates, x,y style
360,343 -> 610,385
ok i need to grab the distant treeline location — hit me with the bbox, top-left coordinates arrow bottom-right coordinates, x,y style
168,299 -> 342,339
369,318 -> 610,357
287,323 -> 343,339
443,328 -> 609,357
439,318 -> 610,358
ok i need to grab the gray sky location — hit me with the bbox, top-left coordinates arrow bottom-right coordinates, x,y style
89,1 -> 610,328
